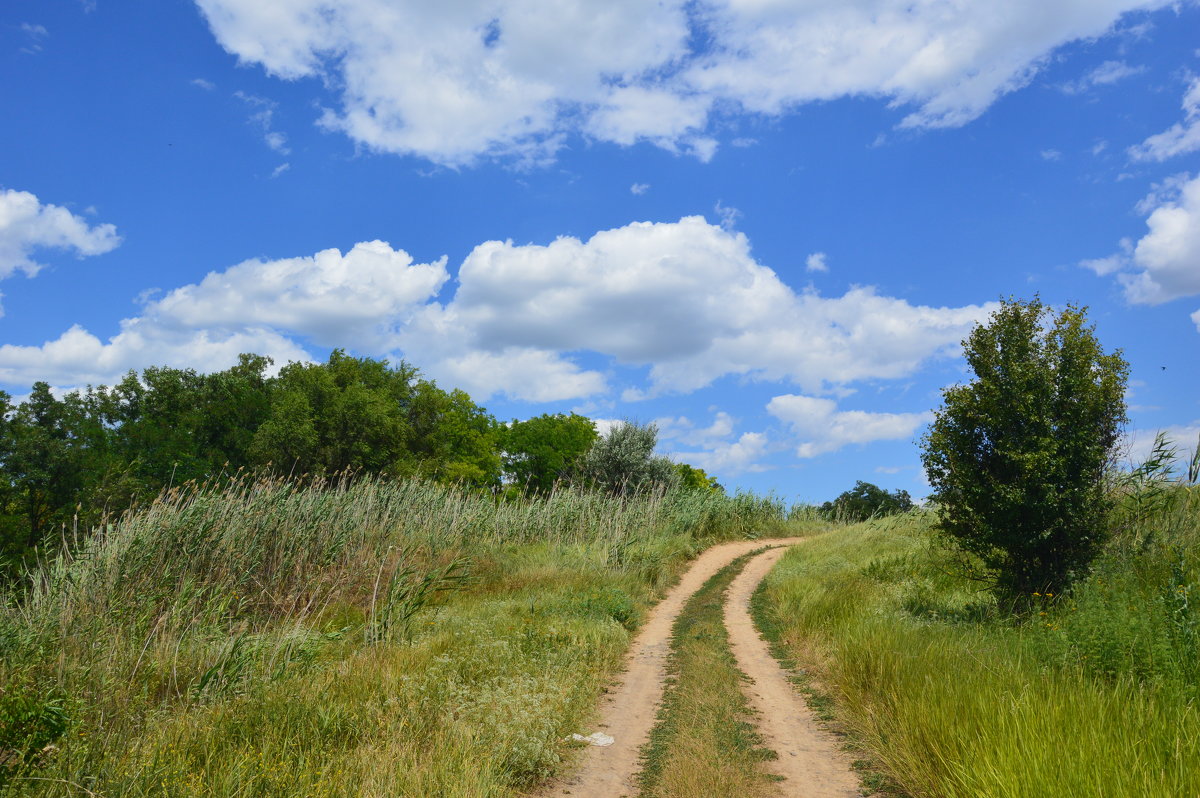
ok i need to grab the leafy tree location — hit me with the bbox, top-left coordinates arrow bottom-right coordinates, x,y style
251,351 -> 417,475
672,462 -> 724,493
408,382 -> 501,487
578,421 -> 676,496
820,480 -> 912,522
501,413 -> 597,494
920,297 -> 1129,602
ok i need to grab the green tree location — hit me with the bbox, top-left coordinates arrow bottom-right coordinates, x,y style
407,382 -> 501,487
920,297 -> 1129,602
820,480 -> 912,522
578,421 -> 677,496
250,351 -> 417,475
672,462 -> 724,493
501,413 -> 597,494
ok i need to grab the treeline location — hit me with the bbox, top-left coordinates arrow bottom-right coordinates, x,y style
0,351 -> 718,573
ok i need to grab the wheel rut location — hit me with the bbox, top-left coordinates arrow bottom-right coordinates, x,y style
535,537 -> 859,798
725,547 -> 860,797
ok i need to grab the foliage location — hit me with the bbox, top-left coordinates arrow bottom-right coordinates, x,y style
0,352 -> 507,578
819,480 -> 912,523
920,297 -> 1129,600
671,462 -> 723,493
500,413 -> 596,494
577,421 -> 677,496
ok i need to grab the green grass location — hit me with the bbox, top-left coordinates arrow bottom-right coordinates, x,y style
638,552 -> 778,798
759,492 -> 1200,798
0,476 -> 789,796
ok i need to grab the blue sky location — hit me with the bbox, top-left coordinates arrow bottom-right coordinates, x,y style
2,0 -> 1199,502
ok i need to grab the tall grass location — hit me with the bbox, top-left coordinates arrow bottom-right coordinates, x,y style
0,476 -> 786,796
759,473 -> 1200,797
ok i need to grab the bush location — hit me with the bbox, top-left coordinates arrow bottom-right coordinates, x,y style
920,297 -> 1128,603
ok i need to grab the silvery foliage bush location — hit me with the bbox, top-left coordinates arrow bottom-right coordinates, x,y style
579,422 -> 679,496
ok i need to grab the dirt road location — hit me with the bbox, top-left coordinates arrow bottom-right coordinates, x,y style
725,547 -> 860,797
536,537 -> 858,798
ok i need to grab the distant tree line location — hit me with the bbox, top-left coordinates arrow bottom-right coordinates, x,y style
0,351 -> 720,576
819,480 -> 914,523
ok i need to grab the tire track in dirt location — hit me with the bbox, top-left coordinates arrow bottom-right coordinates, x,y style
724,547 -> 860,797
535,537 -> 806,798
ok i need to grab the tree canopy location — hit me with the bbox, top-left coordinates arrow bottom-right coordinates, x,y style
920,297 -> 1129,601
820,480 -> 913,522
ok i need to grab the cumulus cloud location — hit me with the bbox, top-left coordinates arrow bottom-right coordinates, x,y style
672,432 -> 771,476
1129,76 -> 1200,162
767,394 -> 931,458
630,182 -> 650,195
0,188 -> 121,282
805,252 -> 829,273
1082,174 -> 1200,308
193,0 -> 1170,165
0,241 -> 444,388
4,218 -> 993,404
402,216 -> 994,399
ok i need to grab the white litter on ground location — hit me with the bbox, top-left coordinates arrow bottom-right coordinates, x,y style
571,732 -> 615,747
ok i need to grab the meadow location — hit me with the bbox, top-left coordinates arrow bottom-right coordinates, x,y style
0,476 -> 788,797
758,470 -> 1200,797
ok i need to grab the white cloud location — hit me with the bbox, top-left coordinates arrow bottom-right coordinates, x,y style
193,0 -> 1172,165
767,394 -> 931,458
630,182 -> 650,195
235,90 -> 290,155
403,216 -> 994,399
1122,174 -> 1200,304
1120,424 -> 1200,470
805,252 -> 829,273
1192,307 -> 1200,332
191,77 -> 216,90
3,218 -> 993,405
0,241 -> 445,388
713,201 -> 741,230
1041,149 -> 1062,161
672,432 -> 771,476
1083,174 -> 1200,306
656,411 -> 736,447
1129,76 -> 1200,162
0,188 -> 121,283
19,22 -> 47,54
270,162 -> 291,178
1080,237 -> 1133,276
1059,59 -> 1144,93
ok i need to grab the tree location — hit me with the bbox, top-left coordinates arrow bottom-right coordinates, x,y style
501,413 -> 596,494
407,382 -> 501,488
672,462 -> 724,493
920,297 -> 1128,602
578,421 -> 677,495
820,480 -> 912,522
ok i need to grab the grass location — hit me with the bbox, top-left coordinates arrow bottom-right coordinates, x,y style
638,552 -> 778,798
758,486 -> 1200,798
0,475 -> 789,796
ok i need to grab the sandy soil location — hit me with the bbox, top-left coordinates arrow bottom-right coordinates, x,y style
534,538 -> 810,798
724,547 -> 861,797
